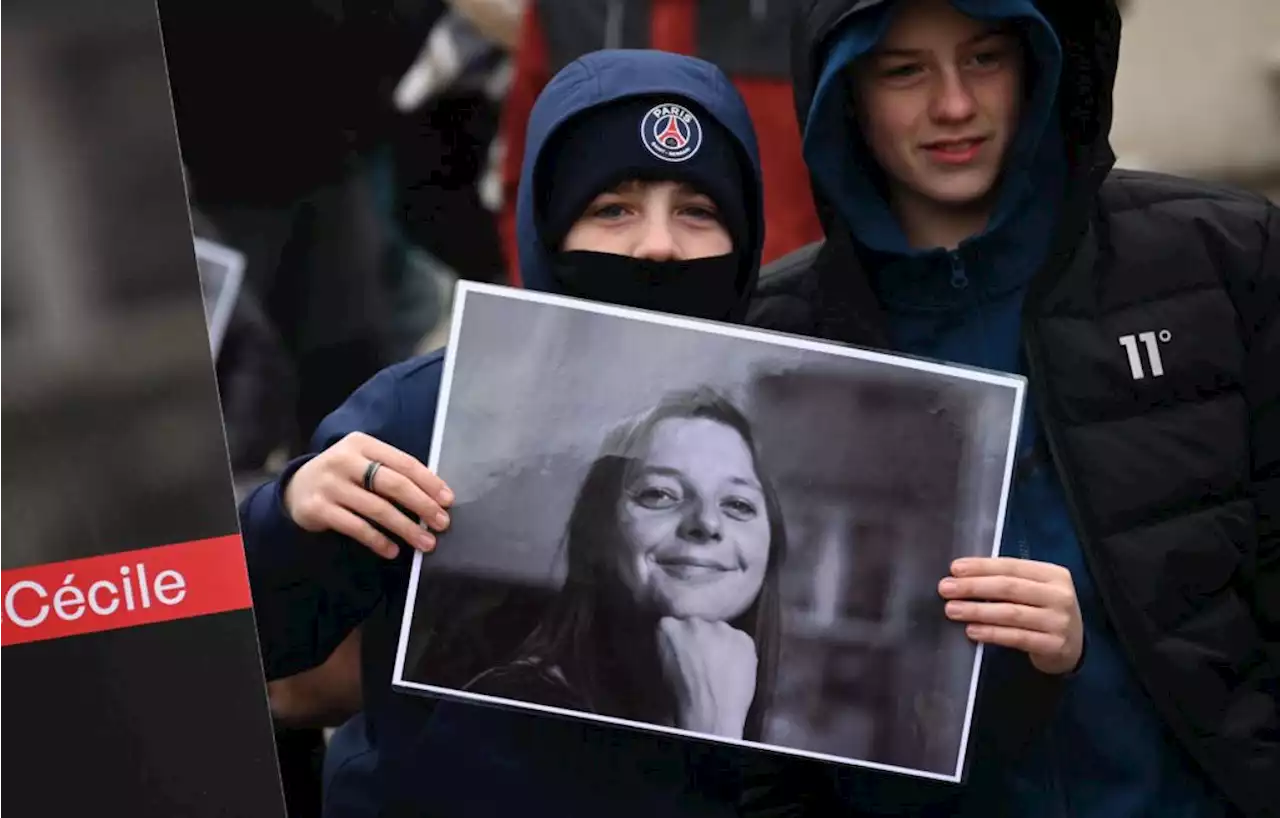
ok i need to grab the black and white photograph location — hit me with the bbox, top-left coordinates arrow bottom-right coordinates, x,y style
393,282 -> 1026,781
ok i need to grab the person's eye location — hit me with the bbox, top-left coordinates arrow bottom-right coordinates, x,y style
721,496 -> 759,521
632,485 -> 680,509
678,204 -> 720,222
967,49 -> 1008,70
589,203 -> 630,220
879,62 -> 923,81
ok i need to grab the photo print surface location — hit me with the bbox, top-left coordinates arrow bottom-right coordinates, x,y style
393,282 -> 1025,781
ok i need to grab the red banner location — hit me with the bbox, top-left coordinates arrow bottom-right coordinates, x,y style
1,535 -> 253,646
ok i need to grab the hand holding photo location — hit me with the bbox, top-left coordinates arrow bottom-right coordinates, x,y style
940,557 -> 1084,675
282,431 -> 454,560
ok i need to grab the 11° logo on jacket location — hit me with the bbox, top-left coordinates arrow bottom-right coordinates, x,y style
641,102 -> 702,162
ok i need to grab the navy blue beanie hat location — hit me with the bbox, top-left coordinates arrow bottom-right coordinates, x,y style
536,95 -> 751,256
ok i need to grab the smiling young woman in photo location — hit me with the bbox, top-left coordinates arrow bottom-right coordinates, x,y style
465,388 -> 786,743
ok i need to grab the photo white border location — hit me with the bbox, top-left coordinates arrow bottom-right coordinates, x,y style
392,280 -> 1028,783
192,236 -> 246,359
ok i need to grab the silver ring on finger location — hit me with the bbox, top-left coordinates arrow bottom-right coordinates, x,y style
363,460 -> 383,494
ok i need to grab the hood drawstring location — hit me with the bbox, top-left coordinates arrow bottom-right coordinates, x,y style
751,0 -> 767,22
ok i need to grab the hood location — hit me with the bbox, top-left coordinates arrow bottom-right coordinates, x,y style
515,49 -> 765,321
790,0 -> 1120,242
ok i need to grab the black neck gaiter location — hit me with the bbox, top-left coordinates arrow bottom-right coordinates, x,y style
549,250 -> 743,322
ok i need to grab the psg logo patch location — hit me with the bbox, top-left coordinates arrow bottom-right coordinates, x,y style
640,102 -> 703,163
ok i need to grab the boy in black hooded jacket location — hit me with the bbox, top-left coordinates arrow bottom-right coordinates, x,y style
749,1 -> 1279,816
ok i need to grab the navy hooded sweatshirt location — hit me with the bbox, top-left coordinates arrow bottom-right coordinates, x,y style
239,49 -> 771,818
802,1 -> 1227,816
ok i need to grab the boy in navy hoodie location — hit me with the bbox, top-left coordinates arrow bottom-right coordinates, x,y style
239,48 -> 797,818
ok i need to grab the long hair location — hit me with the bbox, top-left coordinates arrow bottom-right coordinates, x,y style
512,387 -> 787,741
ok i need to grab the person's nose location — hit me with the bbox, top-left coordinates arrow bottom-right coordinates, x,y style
929,67 -> 978,124
677,499 -> 723,544
632,212 -> 681,261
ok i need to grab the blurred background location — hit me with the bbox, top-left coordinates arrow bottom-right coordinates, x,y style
6,0 -> 1278,814
1109,0 -> 1280,202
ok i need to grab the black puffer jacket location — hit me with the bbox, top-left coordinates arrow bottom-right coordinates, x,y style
748,0 -> 1280,816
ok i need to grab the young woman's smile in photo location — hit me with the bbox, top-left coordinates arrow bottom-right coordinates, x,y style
614,417 -> 771,622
